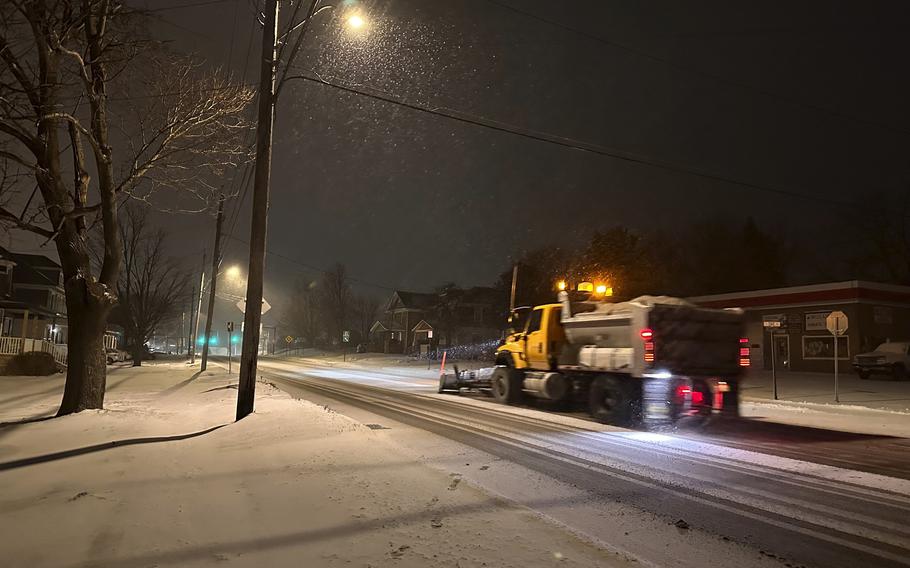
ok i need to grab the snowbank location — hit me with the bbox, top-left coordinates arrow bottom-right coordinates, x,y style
0,364 -> 628,567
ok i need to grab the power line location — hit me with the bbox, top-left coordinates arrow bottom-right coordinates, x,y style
479,0 -> 910,138
284,71 -> 861,212
223,233 -> 400,292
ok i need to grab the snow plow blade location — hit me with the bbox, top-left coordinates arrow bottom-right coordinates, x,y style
438,366 -> 496,393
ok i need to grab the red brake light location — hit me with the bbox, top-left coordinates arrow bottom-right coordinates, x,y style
676,384 -> 704,406
640,328 -> 654,340
739,338 -> 750,367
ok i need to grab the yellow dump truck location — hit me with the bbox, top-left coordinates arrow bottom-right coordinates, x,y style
440,290 -> 748,426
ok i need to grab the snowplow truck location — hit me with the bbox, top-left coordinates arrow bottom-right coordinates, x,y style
488,291 -> 747,426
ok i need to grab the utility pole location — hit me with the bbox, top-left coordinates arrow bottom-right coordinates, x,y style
237,0 -> 279,420
509,263 -> 518,311
191,249 -> 206,364
186,293 -> 195,359
201,196 -> 225,372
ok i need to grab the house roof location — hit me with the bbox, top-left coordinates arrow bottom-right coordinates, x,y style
411,319 -> 435,332
391,290 -> 437,310
689,280 -> 910,310
0,298 -> 61,318
370,319 -> 404,333
0,246 -> 62,288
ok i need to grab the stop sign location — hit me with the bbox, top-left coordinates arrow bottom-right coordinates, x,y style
826,311 -> 848,336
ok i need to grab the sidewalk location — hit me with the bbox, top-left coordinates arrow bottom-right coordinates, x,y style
0,362 -> 625,568
738,369 -> 910,437
741,369 -> 910,412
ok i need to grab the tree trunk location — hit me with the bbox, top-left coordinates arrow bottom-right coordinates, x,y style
57,278 -> 112,415
131,344 -> 143,367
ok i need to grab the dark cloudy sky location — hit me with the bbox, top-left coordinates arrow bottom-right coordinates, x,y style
107,0 -> 910,312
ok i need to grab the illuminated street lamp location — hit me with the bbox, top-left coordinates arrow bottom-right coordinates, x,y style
347,13 -> 366,29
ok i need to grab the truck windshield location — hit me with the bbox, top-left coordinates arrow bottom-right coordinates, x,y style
877,342 -> 909,354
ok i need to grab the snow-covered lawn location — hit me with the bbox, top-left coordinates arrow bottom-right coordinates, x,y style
0,363 -> 628,567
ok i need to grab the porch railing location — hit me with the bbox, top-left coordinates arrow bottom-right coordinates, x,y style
0,337 -> 68,366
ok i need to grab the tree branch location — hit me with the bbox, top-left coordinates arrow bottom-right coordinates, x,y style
0,119 -> 42,155
0,34 -> 41,110
40,112 -> 103,156
0,205 -> 54,237
0,149 -> 36,169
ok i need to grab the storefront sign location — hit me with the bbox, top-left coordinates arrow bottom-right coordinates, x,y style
763,314 -> 786,329
805,312 -> 830,332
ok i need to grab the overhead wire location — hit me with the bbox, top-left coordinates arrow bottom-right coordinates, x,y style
283,71 -> 865,212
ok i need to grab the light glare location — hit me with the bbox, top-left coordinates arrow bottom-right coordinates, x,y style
347,14 -> 365,29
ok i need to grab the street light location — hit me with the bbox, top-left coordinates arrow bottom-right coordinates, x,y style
225,265 -> 241,280
347,14 -> 366,29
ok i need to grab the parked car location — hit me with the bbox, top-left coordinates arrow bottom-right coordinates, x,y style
853,341 -> 909,380
106,348 -> 129,365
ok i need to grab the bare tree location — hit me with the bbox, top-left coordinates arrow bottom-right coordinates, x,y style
282,277 -> 322,348
351,294 -> 380,345
0,2 -> 252,414
111,206 -> 190,366
319,263 -> 350,345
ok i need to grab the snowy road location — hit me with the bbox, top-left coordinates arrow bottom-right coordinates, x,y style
256,357 -> 910,568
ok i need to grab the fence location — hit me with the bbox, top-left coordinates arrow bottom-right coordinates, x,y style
0,337 -> 68,366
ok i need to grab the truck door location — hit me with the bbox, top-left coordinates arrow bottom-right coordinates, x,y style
525,308 -> 546,369
526,306 -> 563,369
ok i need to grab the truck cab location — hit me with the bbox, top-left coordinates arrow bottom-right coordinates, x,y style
497,304 -> 564,370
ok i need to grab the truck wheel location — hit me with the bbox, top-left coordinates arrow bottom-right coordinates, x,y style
491,366 -> 523,405
893,364 -> 908,381
589,376 -> 635,426
857,370 -> 871,380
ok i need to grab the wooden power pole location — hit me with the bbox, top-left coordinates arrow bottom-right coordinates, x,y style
237,0 -> 279,420
191,249 -> 206,364
509,264 -> 519,312
201,195 -> 225,372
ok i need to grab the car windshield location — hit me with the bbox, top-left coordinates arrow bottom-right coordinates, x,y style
877,342 -> 909,354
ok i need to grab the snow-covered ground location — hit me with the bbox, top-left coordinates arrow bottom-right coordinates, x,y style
0,362 -> 630,567
262,353 -> 910,438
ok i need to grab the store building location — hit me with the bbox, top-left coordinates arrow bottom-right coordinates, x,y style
689,281 -> 910,373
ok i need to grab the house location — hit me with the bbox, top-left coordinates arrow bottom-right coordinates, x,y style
369,291 -> 437,354
0,247 -> 66,343
689,280 -> 910,373
370,287 -> 505,354
0,247 -> 121,367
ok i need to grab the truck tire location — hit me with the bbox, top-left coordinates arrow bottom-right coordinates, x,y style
893,363 -> 908,381
857,370 -> 871,380
491,366 -> 524,405
589,375 -> 635,426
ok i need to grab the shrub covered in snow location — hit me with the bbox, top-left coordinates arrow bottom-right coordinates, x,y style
4,351 -> 58,376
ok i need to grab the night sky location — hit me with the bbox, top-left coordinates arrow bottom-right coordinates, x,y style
9,0 -> 909,315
